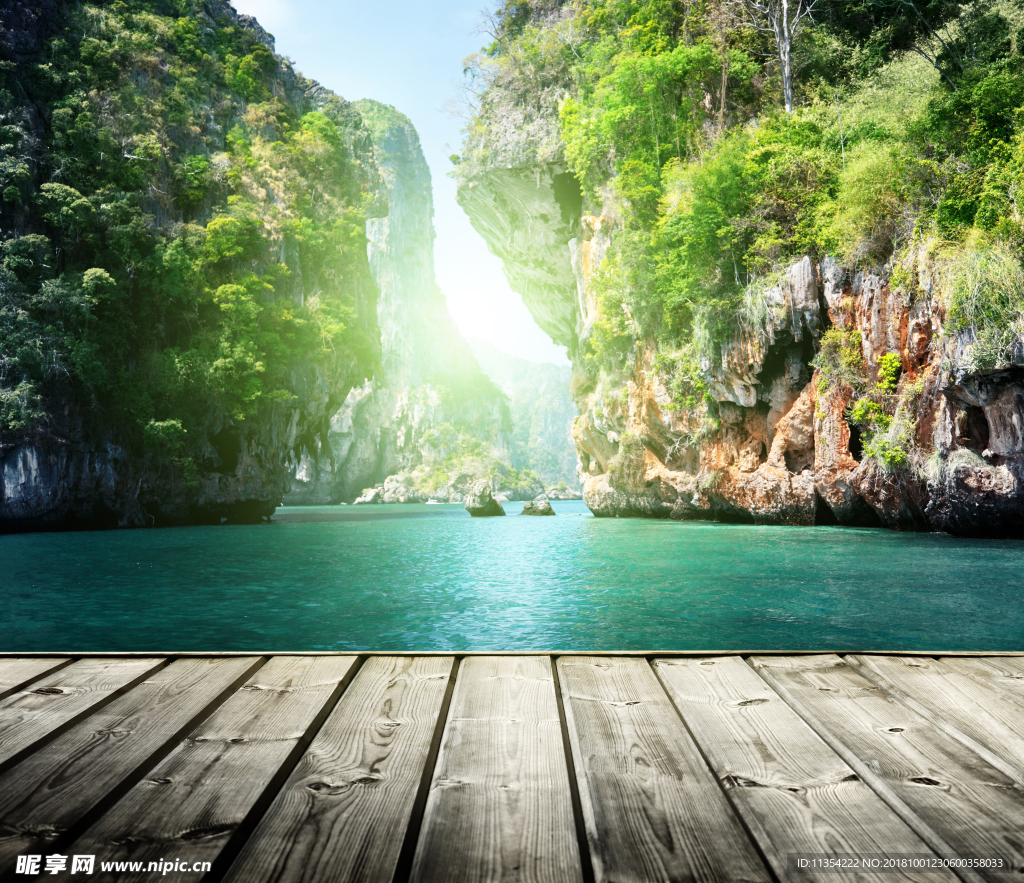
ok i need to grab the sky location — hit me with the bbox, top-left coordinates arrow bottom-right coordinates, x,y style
230,0 -> 570,366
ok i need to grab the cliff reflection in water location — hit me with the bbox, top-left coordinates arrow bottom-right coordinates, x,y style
3,503 -> 1020,652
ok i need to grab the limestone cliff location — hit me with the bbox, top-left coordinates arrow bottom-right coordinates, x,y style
469,340 -> 579,487
0,0 -> 380,528
457,80 -> 1024,538
284,102 -> 511,504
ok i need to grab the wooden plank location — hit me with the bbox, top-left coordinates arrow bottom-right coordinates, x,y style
939,658 -> 1024,710
223,656 -> 452,883
0,658 -> 71,700
655,656 -> 956,883
67,656 -> 358,882
410,656 -> 582,883
0,658 -> 163,765
753,655 -> 1024,882
0,656 -> 259,867
558,656 -> 769,883
849,655 -> 1024,783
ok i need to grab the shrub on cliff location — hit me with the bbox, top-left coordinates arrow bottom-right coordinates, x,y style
813,328 -> 865,394
607,431 -> 647,492
941,240 -> 1024,373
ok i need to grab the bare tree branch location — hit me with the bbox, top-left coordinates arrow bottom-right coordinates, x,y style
735,0 -> 817,112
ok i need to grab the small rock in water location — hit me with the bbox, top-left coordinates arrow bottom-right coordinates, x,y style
522,500 -> 555,516
465,479 -> 505,517
353,487 -> 383,505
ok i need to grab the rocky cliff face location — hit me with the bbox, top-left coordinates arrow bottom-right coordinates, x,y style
284,102 -> 511,504
457,125 -> 1024,538
0,1 -> 380,529
469,340 -> 579,487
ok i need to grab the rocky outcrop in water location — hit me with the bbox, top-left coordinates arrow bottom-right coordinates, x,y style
465,479 -> 505,517
522,499 -> 555,515
457,105 -> 1024,538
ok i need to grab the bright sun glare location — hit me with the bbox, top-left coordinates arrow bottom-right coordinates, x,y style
230,0 -> 570,365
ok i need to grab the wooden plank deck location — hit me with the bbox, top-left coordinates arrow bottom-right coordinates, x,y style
0,653 -> 1020,883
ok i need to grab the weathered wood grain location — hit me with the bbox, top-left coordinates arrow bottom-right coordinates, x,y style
559,656 -> 769,883
410,656 -> 583,883
849,655 -> 1024,783
0,658 -> 70,700
655,656 -> 956,883
0,656 -> 259,867
67,656 -> 358,883
223,656 -> 452,883
753,655 -> 1024,882
0,658 -> 163,765
938,658 -> 1024,710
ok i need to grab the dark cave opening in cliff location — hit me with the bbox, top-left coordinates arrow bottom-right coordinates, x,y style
848,425 -> 864,462
814,493 -> 839,525
553,172 -> 584,226
211,428 -> 241,474
960,405 -> 990,451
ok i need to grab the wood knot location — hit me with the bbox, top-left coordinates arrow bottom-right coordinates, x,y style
721,775 -> 766,789
229,737 -> 247,744
736,698 -> 768,707
32,687 -> 64,695
885,727 -> 904,734
147,777 -> 173,786
110,835 -> 149,846
909,776 -> 943,787
179,823 -> 236,842
9,825 -> 61,841
699,661 -> 715,666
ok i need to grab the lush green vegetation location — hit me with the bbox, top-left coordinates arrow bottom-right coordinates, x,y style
470,0 -> 1024,369
942,240 -> 1024,372
462,0 -> 1024,476
0,0 -> 378,468
815,327 -> 921,470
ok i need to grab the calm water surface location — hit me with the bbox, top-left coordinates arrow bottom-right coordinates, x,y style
2,501 -> 1022,651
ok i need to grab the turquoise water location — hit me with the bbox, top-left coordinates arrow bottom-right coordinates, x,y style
2,501 -> 1022,651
